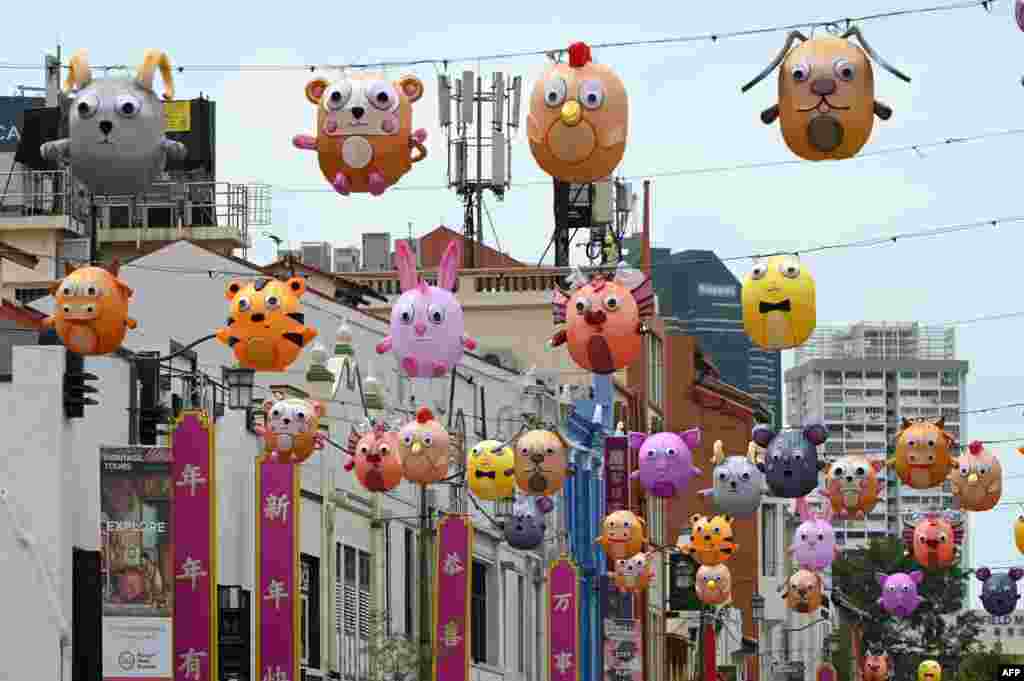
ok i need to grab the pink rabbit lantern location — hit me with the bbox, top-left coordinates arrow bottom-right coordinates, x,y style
375,240 -> 477,378
789,495 -> 839,572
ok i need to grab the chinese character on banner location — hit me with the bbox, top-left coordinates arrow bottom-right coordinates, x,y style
264,578 -> 288,609
554,650 -> 574,675
548,558 -> 579,681
443,552 -> 465,576
264,493 -> 290,523
176,463 -> 207,497
177,648 -> 207,680
443,619 -> 463,648
263,665 -> 289,681
176,556 -> 208,591
553,592 -> 572,612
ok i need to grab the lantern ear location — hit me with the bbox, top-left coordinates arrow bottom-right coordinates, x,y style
262,400 -> 275,414
712,440 -> 725,465
976,567 -> 992,582
226,280 -> 244,301
909,570 -> 924,585
876,572 -> 888,588
1011,568 -> 1024,582
873,101 -> 893,120
752,425 -> 776,448
305,78 -> 329,105
741,30 -> 808,93
286,276 -> 307,298
628,432 -> 647,451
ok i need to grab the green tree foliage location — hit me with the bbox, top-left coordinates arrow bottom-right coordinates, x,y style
832,621 -> 854,681
830,536 -> 984,681
958,646 -> 1007,681
364,608 -> 424,681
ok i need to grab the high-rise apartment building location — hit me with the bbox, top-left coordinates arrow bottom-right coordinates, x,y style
301,241 -> 332,272
784,321 -> 969,549
333,247 -> 360,272
362,233 -> 391,272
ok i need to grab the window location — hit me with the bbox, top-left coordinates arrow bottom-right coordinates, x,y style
518,574 -> 526,673
300,554 -> 320,670
13,288 -> 49,305
899,371 -> 917,379
471,560 -> 488,664
405,528 -> 414,637
824,389 -> 843,403
647,334 -> 664,408
761,505 -> 777,577
338,544 -> 371,681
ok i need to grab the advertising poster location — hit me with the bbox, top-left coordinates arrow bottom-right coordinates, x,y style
101,446 -> 174,680
433,514 -> 474,681
603,619 -> 642,681
547,556 -> 579,681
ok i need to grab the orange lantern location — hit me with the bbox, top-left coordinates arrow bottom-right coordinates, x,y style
397,407 -> 451,485
695,564 -> 733,606
513,428 -> 572,496
256,394 -> 326,464
346,424 -> 403,493
677,514 -> 738,567
610,552 -> 654,593
902,511 -> 963,570
890,417 -> 957,490
594,510 -> 647,563
949,440 -> 1002,512
44,260 -> 136,355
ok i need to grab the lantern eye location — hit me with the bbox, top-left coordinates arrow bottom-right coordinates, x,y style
833,58 -> 856,82
115,94 -> 142,119
324,81 -> 352,111
237,297 -> 252,312
780,261 -> 800,279
544,76 -> 567,107
427,303 -> 446,325
741,472 -> 751,480
423,434 -> 434,447
579,79 -> 605,110
574,297 -> 591,314
402,433 -> 414,446
359,445 -> 369,455
959,464 -> 970,476
750,263 -> 767,280
367,81 -> 398,111
978,464 -> 991,475
855,466 -> 865,476
603,295 -> 619,311
927,439 -> 936,447
265,295 -> 281,311
76,94 -> 99,119
397,303 -> 414,325
833,466 -> 844,477
718,472 -> 727,481
379,444 -> 390,454
791,61 -> 811,82
665,448 -> 677,457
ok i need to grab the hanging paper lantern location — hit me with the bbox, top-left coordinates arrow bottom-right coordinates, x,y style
293,72 -> 427,196
550,262 -> 653,375
1017,0 -> 1024,31
215,277 -> 318,371
514,428 -> 572,496
902,511 -> 963,570
699,441 -> 764,517
741,256 -> 816,351
503,497 -> 551,550
627,428 -> 702,498
782,569 -> 824,613
949,440 -> 1002,511
397,408 -> 450,485
594,510 -> 647,563
676,513 -> 737,567
789,497 -> 838,572
256,395 -> 325,464
862,653 -> 893,681
40,49 -> 187,196
876,571 -> 923,618
890,417 -> 957,489
1015,508 -> 1024,554
752,423 -> 827,498
918,661 -> 942,681
977,567 -> 1024,616
44,260 -> 136,355
467,439 -> 516,501
610,552 -> 654,594
740,28 -> 910,161
346,424 -> 403,493
527,41 -> 628,183
695,564 -> 733,606
820,454 -> 883,519
375,240 -> 475,378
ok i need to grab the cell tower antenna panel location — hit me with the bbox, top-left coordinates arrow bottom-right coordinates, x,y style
510,76 -> 523,129
461,71 -> 475,125
438,74 -> 451,127
492,72 -> 505,126
492,131 -> 506,187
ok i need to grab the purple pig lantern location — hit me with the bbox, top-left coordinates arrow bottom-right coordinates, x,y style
628,428 -> 702,498
876,571 -> 923,618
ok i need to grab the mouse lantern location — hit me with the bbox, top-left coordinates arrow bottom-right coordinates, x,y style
902,510 -> 963,570
44,260 -> 137,356
695,563 -> 733,606
628,428 -> 702,498
346,422 -> 403,493
514,428 -> 573,496
216,277 -> 318,371
949,440 -> 1002,511
753,423 -> 828,498
890,417 -> 957,490
595,510 -> 648,563
741,27 -> 910,161
742,255 -> 816,350
255,393 -> 326,464
467,439 -> 516,500
41,49 -> 188,196
699,440 -> 764,517
610,552 -> 655,594
398,408 -> 450,485
294,72 -> 427,195
1017,0 -> 1024,31
977,567 -> 1024,617
550,263 -> 654,375
528,41 -> 628,183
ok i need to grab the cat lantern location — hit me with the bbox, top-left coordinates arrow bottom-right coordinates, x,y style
502,497 -> 552,551
550,263 -> 654,375
741,27 -> 910,161
376,240 -> 476,379
627,428 -> 703,498
44,260 -> 136,356
41,49 -> 188,196
699,440 -> 764,517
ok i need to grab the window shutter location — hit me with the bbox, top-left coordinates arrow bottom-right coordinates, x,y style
344,583 -> 357,634
359,587 -> 370,639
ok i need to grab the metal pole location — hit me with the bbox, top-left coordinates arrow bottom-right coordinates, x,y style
320,450 -> 335,678
418,486 -> 432,681
475,75 -> 483,269
89,199 -> 98,265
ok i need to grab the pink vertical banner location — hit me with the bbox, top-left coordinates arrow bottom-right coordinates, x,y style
548,555 -> 580,681
171,411 -> 217,681
256,459 -> 300,681
433,514 -> 474,681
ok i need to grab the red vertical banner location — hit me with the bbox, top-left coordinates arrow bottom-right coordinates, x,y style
604,436 -> 630,514
547,555 -> 580,681
171,411 -> 217,681
255,458 -> 300,681
433,514 -> 474,681
703,622 -> 717,681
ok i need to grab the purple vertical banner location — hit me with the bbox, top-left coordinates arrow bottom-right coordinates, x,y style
548,555 -> 580,681
433,514 -> 474,681
256,460 -> 300,681
604,437 -> 629,515
171,411 -> 217,681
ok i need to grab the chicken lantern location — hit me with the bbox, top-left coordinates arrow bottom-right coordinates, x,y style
949,440 -> 1002,511
44,260 -> 136,356
528,41 -> 628,183
695,564 -> 733,606
397,408 -> 450,485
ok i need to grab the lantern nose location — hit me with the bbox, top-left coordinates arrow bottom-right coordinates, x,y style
811,78 -> 836,96
968,473 -> 978,483
706,579 -> 717,589
560,100 -> 582,127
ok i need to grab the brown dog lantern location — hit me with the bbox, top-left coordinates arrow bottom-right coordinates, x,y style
741,27 -> 910,161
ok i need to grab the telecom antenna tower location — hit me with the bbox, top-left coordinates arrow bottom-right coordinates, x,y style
438,70 -> 522,268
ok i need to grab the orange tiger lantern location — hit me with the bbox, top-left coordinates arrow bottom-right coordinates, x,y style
44,260 -> 136,355
677,514 -> 738,567
595,510 -> 648,563
890,417 -> 957,490
902,510 -> 964,570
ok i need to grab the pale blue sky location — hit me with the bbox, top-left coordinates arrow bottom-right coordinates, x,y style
3,0 -> 1023,605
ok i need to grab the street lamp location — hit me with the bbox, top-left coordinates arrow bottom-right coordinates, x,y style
222,365 -> 255,411
751,594 -> 765,681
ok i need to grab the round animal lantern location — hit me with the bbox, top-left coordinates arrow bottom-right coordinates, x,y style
528,41 -> 628,183
695,564 -> 733,606
376,240 -> 476,378
347,424 -> 403,493
41,49 -> 188,196
397,408 -> 450,485
949,440 -> 1002,511
627,428 -> 702,498
293,72 -> 427,196
502,497 -> 551,550
740,27 -> 910,161
1017,0 -> 1024,31
903,510 -> 964,570
782,569 -> 824,614
699,441 -> 764,517
862,653 -> 892,681
876,571 -> 923,618
820,453 -> 883,519
977,567 -> 1024,617
753,423 -> 828,498
216,277 -> 318,371
467,439 -> 516,500
741,256 -> 816,351
790,496 -> 838,572
676,514 -> 738,567
514,428 -> 573,496
918,661 -> 941,681
550,263 -> 654,375
610,552 -> 654,594
44,260 -> 136,355
256,394 -> 326,464
594,510 -> 648,563
1015,507 -> 1024,554
891,417 -> 957,490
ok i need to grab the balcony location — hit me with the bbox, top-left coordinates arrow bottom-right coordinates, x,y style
0,169 -> 85,234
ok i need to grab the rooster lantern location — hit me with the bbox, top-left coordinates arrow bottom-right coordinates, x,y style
44,260 -> 136,356
695,564 -> 733,606
550,263 -> 654,375
528,41 -> 628,183
741,27 -> 910,161
949,440 -> 1002,511
398,408 -> 450,485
